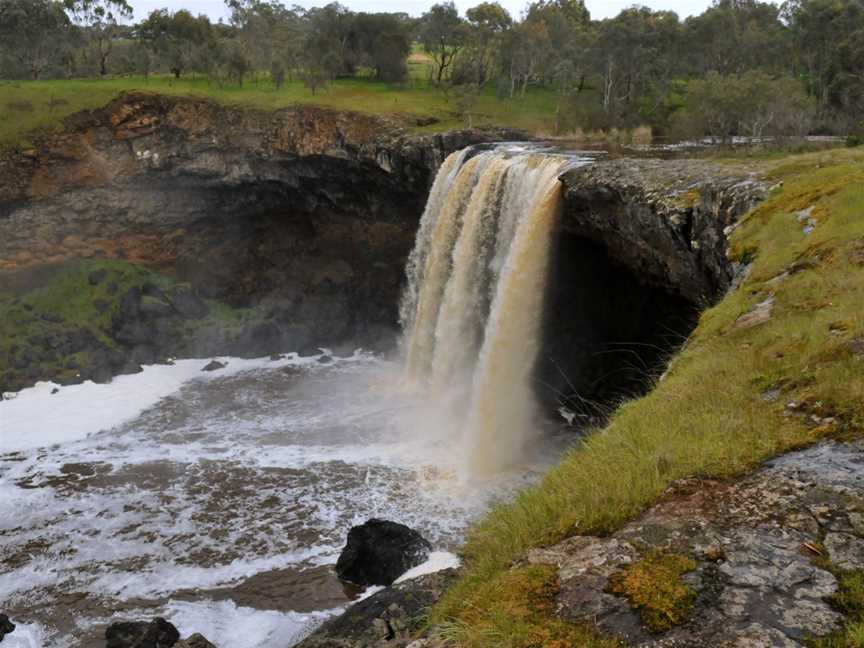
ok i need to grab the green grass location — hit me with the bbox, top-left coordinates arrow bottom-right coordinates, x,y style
0,74 -> 561,149
431,146 -> 864,643
434,564 -> 621,648
0,259 -> 258,390
809,558 -> 864,647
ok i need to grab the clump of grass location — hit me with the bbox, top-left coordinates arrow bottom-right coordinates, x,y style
807,564 -> 864,647
432,147 -> 864,641
608,552 -> 697,632
435,564 -> 621,648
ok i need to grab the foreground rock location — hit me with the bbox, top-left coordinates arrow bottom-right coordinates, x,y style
105,619 -> 216,648
336,519 -> 432,586
105,618 -> 179,648
526,440 -> 864,646
297,569 -> 456,648
0,614 -> 15,642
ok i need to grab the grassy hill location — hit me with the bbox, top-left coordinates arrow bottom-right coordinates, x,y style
0,73 -> 561,149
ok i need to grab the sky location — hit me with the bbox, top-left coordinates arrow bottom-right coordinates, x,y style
130,0 -> 717,23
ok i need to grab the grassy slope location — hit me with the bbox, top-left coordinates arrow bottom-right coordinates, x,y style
0,73 -> 560,148
431,146 -> 864,645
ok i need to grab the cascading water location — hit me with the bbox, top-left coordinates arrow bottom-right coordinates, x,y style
400,146 -> 580,476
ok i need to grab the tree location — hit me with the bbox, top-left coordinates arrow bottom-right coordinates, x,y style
682,71 -> 815,143
590,7 -> 682,124
138,9 -> 213,79
464,2 -> 512,85
63,0 -> 132,76
783,0 -> 864,128
0,0 -> 74,79
349,13 -> 411,83
419,2 -> 466,84
683,0 -> 791,77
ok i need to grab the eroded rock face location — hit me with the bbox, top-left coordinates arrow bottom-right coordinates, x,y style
526,441 -> 864,646
560,158 -> 768,305
0,94 -> 522,390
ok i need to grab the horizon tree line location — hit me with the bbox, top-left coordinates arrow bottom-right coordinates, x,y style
0,0 -> 862,136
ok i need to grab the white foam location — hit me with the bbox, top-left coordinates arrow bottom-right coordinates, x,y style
0,352 -> 368,454
165,599 -> 337,648
0,620 -> 67,648
395,551 -> 460,583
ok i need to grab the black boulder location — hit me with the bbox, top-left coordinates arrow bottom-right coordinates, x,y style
105,617 -> 180,648
335,518 -> 431,586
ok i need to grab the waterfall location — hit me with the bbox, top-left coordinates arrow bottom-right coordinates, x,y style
400,146 -> 575,477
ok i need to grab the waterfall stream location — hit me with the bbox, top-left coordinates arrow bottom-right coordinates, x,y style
400,146 -> 583,476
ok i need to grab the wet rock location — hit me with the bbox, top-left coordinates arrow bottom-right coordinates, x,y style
526,441 -> 864,646
174,634 -> 216,648
317,355 -> 333,365
0,614 -> 15,641
336,519 -> 432,586
169,286 -> 209,319
297,569 -> 457,648
139,296 -> 174,318
201,360 -> 226,372
105,617 -> 180,648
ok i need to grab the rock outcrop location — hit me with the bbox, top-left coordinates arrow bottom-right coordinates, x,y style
540,158 -> 768,407
0,93 -> 522,391
560,158 -> 767,305
105,617 -> 180,648
525,440 -> 864,646
297,569 -> 457,648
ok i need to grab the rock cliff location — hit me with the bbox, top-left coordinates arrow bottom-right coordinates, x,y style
0,93 -> 520,391
0,93 -> 767,401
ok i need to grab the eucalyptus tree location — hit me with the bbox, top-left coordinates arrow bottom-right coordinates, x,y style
783,0 -> 864,126
0,0 -> 75,79
463,2 -> 512,85
138,9 -> 214,78
683,0 -> 790,76
63,0 -> 132,76
349,13 -> 412,82
419,2 -> 466,84
590,7 -> 683,124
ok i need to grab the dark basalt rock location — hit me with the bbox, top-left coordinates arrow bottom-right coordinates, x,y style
0,614 -> 15,641
168,286 -> 209,320
336,519 -> 432,586
105,617 -> 180,648
201,360 -> 226,372
297,569 -> 457,648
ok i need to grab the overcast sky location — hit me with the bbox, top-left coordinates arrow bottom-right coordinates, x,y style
130,0 -> 717,23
